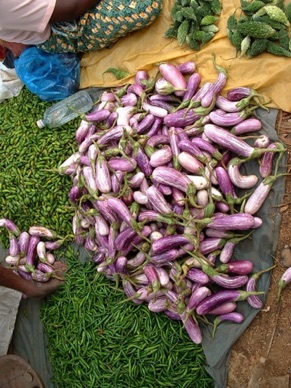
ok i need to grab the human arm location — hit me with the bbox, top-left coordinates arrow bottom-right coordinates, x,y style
50,0 -> 102,22
0,263 -> 65,298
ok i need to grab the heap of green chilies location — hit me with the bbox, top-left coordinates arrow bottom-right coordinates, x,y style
0,88 -> 76,248
41,246 -> 213,388
0,88 -> 213,387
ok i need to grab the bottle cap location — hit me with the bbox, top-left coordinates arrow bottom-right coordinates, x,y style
36,119 -> 45,129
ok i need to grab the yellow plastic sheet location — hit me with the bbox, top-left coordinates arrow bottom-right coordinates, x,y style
80,0 -> 291,113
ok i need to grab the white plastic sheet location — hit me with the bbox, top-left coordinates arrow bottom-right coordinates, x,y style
0,62 -> 24,103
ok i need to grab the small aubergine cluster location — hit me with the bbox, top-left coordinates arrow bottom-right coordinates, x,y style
54,58 -> 286,343
0,219 -> 65,283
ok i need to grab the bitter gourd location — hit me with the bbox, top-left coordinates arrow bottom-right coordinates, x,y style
247,38 -> 268,57
241,0 -> 266,14
263,5 -> 290,26
237,21 -> 276,38
266,40 -> 291,56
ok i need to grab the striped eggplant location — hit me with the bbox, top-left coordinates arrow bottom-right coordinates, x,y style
244,175 -> 276,215
226,87 -> 255,101
0,218 -> 21,236
259,142 -> 283,178
215,95 -> 254,113
9,237 -> 20,258
204,124 -> 255,158
212,312 -> 244,337
181,312 -> 202,344
176,61 -> 196,74
143,264 -> 161,293
182,73 -> 201,101
152,166 -> 192,192
206,301 -> 237,315
196,289 -> 264,315
29,226 -> 58,239
178,152 -> 204,174
277,266 -> 291,301
151,235 -> 190,255
18,231 -> 30,256
232,117 -> 262,135
227,158 -> 258,189
108,157 -> 137,173
95,154 -> 112,194
186,286 -> 212,313
209,107 -> 255,127
207,213 -> 258,230
158,63 -> 187,97
146,185 -> 173,214
150,146 -> 173,167
254,135 -> 270,148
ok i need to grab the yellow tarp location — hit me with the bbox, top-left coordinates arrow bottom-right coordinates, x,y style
80,0 -> 291,113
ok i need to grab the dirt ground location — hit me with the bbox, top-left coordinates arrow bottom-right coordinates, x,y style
227,111 -> 291,388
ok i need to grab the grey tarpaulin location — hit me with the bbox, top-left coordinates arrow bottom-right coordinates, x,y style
0,108 -> 286,388
201,108 -> 286,388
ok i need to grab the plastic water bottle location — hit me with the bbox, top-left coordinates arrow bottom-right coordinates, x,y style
36,88 -> 102,129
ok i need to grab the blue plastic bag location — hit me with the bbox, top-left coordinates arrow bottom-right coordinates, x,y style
14,46 -> 80,101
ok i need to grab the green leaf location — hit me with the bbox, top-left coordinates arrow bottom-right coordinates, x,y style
103,68 -> 130,80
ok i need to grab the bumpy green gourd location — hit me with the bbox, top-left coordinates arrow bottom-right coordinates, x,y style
277,28 -> 290,50
240,0 -> 266,14
210,0 -> 222,15
285,3 -> 291,23
229,29 -> 245,50
177,20 -> 190,45
193,30 -> 207,41
227,14 -> 238,30
237,21 -> 277,38
255,15 -> 288,30
266,40 -> 291,56
165,0 -> 222,51
201,15 -> 219,25
202,32 -> 215,45
186,35 -> 200,50
247,38 -> 268,57
201,24 -> 219,33
263,5 -> 290,26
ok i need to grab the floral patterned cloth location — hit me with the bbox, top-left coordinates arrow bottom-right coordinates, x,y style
38,0 -> 163,53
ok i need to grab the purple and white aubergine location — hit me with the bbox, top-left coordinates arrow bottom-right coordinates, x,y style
203,124 -> 256,158
200,55 -> 228,108
259,142 -> 285,178
227,157 -> 258,189
206,213 -> 260,231
212,312 -> 244,337
158,63 -> 187,97
246,265 -> 275,309
216,260 -> 254,275
215,95 -> 256,113
231,117 -> 262,135
277,267 -> 291,301
196,289 -> 265,315
243,175 -> 278,215
226,87 -> 259,101
0,218 -> 21,236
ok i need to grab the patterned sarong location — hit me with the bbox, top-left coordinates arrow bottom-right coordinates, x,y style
38,0 -> 163,53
